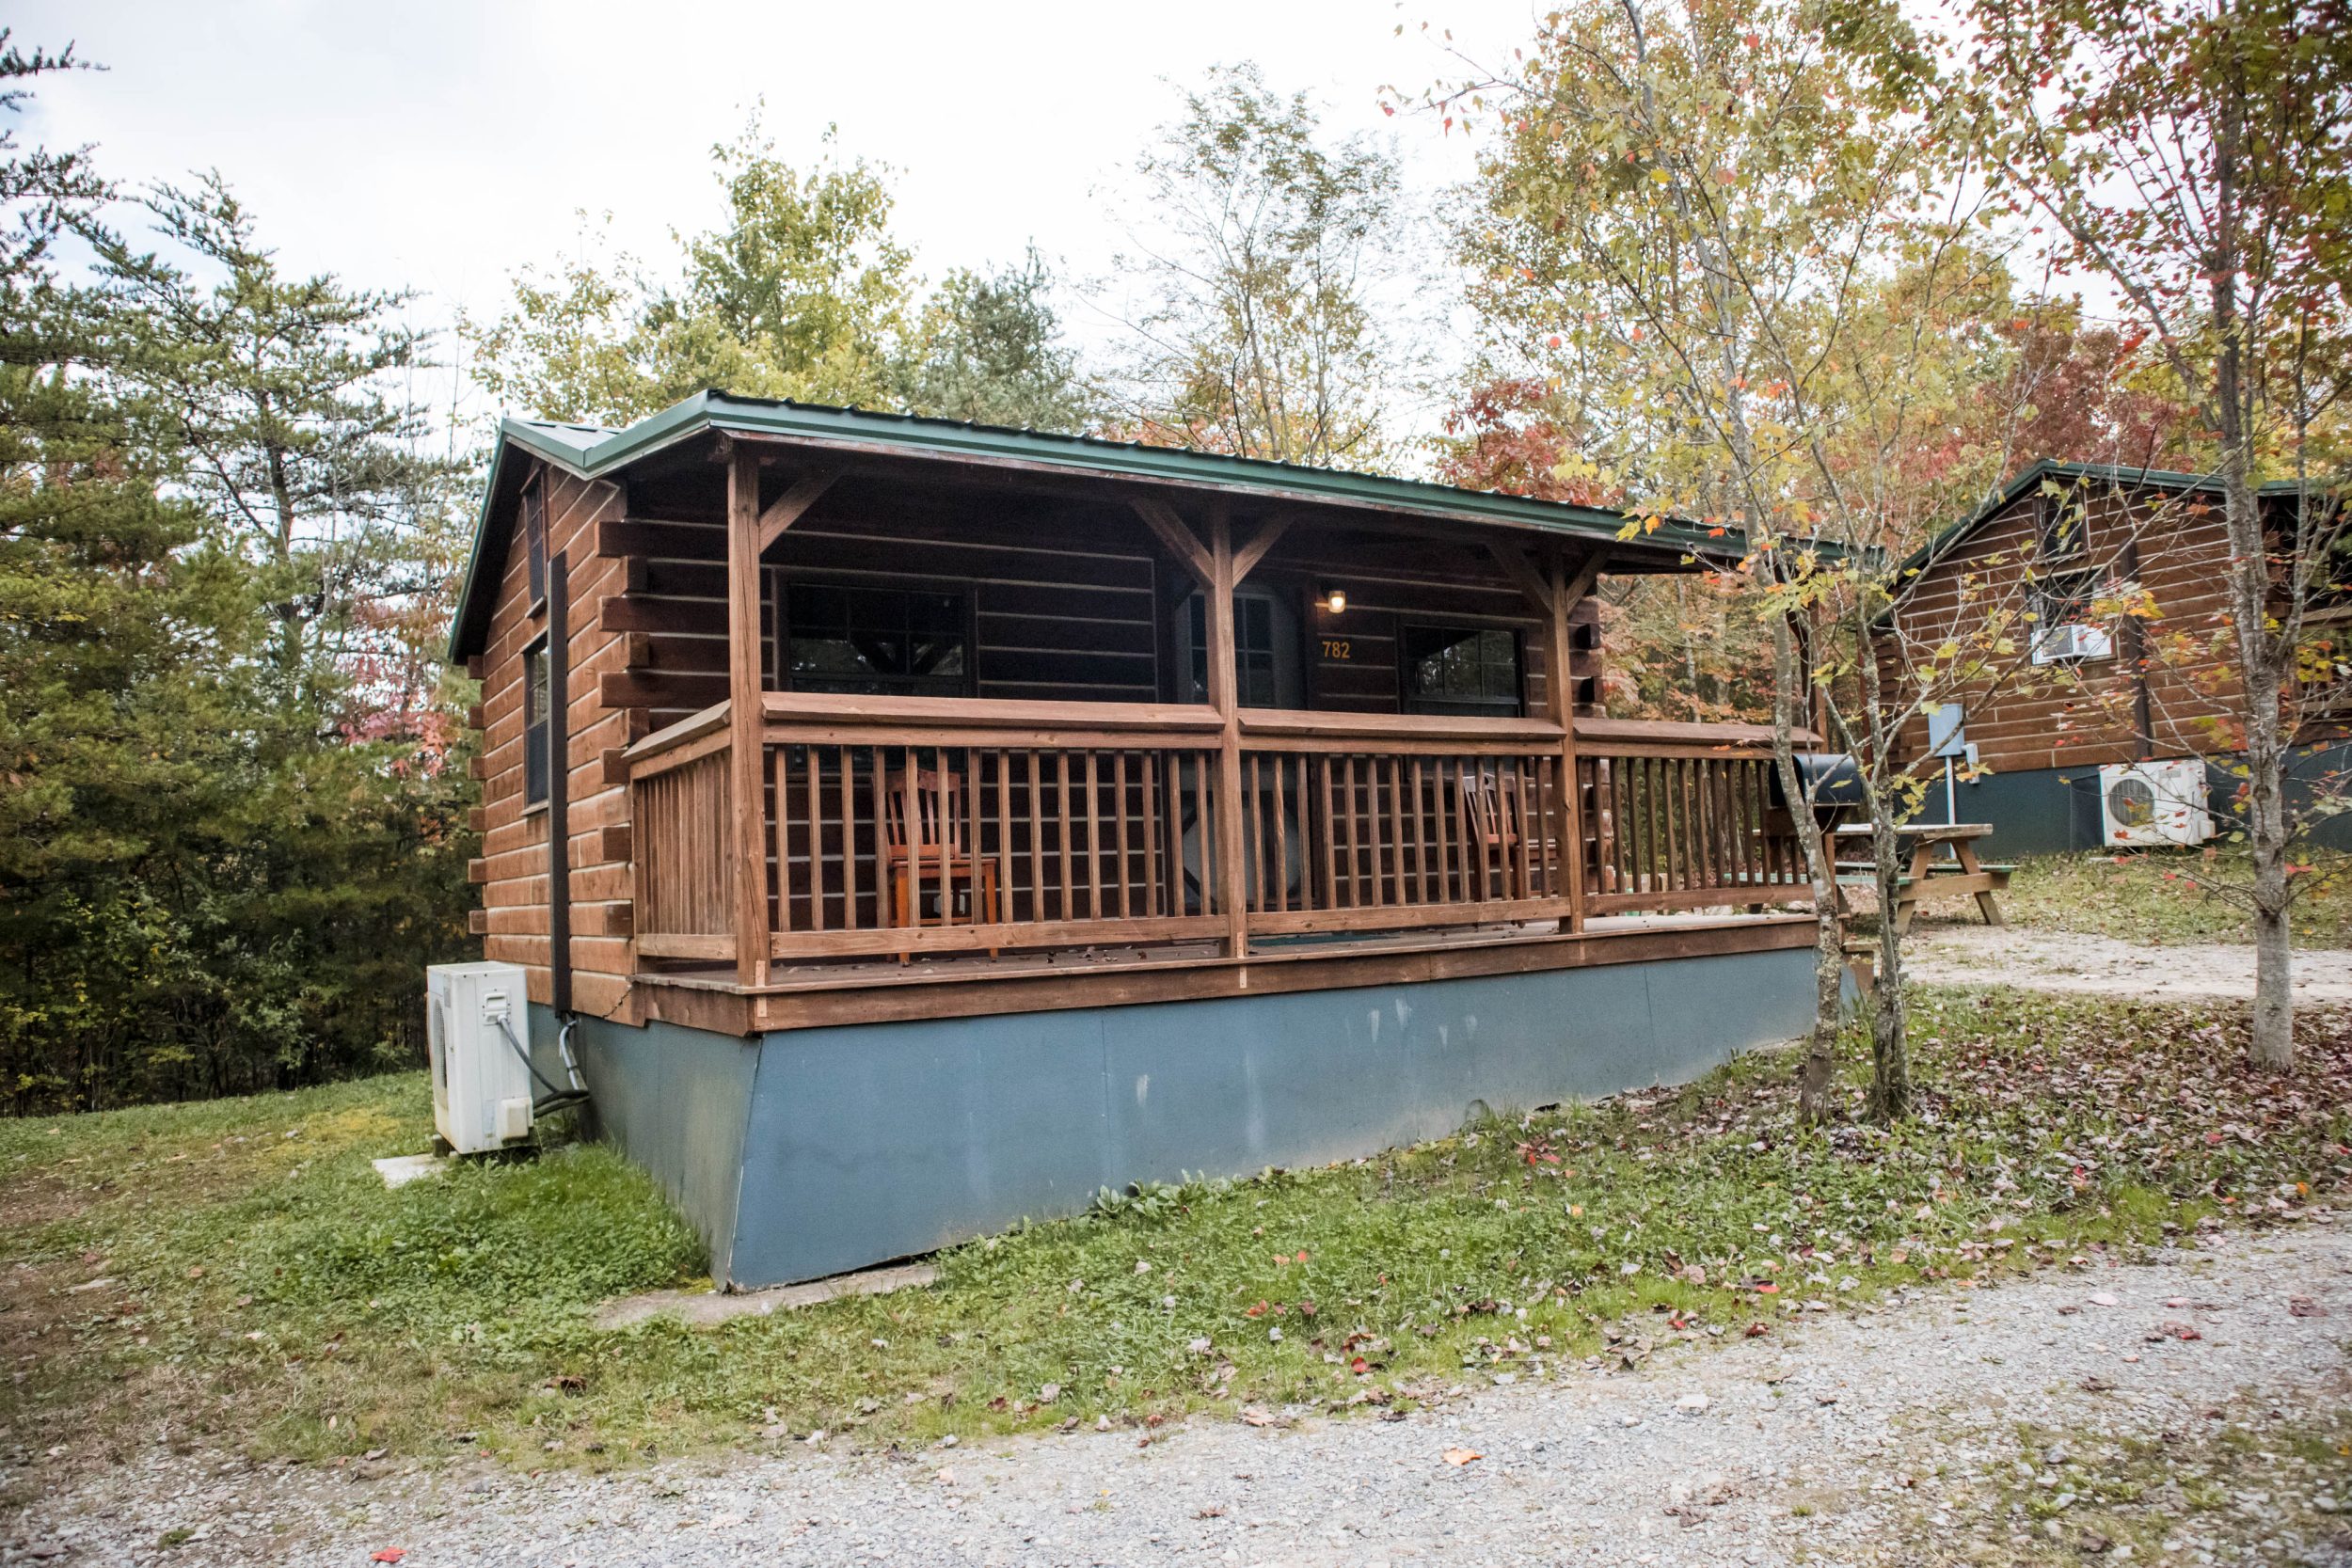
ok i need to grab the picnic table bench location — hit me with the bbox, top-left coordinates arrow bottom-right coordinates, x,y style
1833,822 -> 2011,935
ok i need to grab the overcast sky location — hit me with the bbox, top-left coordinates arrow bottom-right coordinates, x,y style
23,1 -> 1549,429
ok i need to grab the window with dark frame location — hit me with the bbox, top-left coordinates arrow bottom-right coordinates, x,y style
781,580 -> 973,697
1186,593 -> 1280,707
2028,568 -> 2113,663
2037,492 -> 2086,561
523,477 -> 548,610
523,639 -> 550,806
1401,624 -> 1523,716
2031,569 -> 2102,626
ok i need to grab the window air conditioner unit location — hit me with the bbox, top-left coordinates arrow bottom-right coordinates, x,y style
425,960 -> 536,1155
2032,622 -> 2114,665
2097,758 -> 2211,847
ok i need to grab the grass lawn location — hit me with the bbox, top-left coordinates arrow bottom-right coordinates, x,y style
3,990 -> 2346,1486
1908,846 -> 2352,947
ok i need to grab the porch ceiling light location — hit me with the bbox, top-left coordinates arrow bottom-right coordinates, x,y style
1320,583 -> 1347,613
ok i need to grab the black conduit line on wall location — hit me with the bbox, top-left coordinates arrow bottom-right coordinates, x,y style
548,548 -> 573,1018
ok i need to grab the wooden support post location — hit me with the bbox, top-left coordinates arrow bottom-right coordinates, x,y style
725,446 -> 770,988
1549,547 -> 1597,933
1205,504 -> 1248,958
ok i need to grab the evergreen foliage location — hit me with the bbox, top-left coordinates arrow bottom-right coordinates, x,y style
0,44 -> 473,1113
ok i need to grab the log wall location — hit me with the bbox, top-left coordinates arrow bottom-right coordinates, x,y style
1883,483 -> 2242,775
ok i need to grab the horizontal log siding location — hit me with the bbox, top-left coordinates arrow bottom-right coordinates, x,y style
1884,485 -> 2241,775
1254,531 -> 1602,718
473,463 -> 637,1018
594,490 -> 1162,725
479,459 -> 1629,1014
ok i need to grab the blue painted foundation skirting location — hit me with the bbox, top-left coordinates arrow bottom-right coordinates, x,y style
556,944 -> 1816,1288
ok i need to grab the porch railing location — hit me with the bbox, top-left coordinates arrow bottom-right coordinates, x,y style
1576,718 -> 1810,913
627,699 -> 1814,969
1236,712 -> 1573,934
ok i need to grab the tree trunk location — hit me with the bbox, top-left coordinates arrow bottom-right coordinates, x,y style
1869,806 -> 1912,1121
1773,611 -> 1842,1123
2207,159 -> 2296,1070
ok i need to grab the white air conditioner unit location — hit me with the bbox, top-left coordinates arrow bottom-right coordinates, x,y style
2098,758 -> 2211,847
2032,622 -> 2114,665
425,961 -> 536,1155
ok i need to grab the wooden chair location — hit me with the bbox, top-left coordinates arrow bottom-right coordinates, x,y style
883,767 -> 1002,960
1458,766 -> 1524,901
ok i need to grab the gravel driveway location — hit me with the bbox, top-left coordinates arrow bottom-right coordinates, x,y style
1905,926 -> 2352,1003
10,1222 -> 2348,1567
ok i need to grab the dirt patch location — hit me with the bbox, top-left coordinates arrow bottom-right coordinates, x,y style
1904,925 -> 2352,1002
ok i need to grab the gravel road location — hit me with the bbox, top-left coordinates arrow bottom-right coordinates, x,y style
10,1221 -> 2348,1567
1906,926 -> 2352,1003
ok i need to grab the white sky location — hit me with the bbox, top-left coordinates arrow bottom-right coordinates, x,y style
23,1 -> 1549,430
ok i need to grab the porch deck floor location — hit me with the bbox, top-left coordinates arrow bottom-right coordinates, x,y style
637,909 -> 1817,997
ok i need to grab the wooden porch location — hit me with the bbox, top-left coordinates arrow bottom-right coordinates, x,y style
624,689 -> 1818,1033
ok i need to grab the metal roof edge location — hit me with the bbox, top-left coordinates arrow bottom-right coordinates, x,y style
685,392 -> 1736,551
449,390 -> 1791,661
1879,457 -> 2320,628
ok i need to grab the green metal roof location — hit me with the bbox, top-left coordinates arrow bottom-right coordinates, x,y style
450,391 -> 1747,660
1891,457 -> 2310,588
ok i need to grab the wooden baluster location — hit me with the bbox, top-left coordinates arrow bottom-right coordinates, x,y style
1536,757 -> 1555,896
1164,753 -> 1184,917
1192,746 -> 1216,913
1724,759 -> 1740,890
805,748 -> 827,932
1669,758 -> 1685,893
1055,752 -> 1074,922
1374,761 -> 1392,907
1082,750 -> 1101,920
834,743 -> 854,929
1691,758 -> 1712,892
994,749 -> 1012,927
1024,752 -> 1043,923
1270,753 -> 1290,914
1514,761 -> 1535,900
1139,752 -> 1158,917
1316,755 -> 1336,911
1431,757 -> 1452,904
1113,751 -> 1132,920
1406,758 -> 1427,905
773,749 -> 792,937
1724,763 -> 1746,893
1355,756 -> 1374,907
1244,754 -> 1263,914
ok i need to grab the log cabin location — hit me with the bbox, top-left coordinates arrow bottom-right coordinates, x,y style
451,391 -> 1825,1286
1882,459 -> 2347,856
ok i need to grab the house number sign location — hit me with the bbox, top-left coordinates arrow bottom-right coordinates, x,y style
1319,638 -> 1353,661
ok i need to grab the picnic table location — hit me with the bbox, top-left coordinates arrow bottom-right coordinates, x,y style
1834,822 -> 2011,934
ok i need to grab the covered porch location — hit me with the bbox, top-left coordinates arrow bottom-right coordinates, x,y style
610,431 -> 1818,1034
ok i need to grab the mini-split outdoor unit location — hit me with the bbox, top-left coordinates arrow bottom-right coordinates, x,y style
425,960 -> 536,1155
2097,758 -> 2211,847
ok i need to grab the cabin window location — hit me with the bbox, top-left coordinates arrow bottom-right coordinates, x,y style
522,477 -> 548,611
2029,570 -> 2113,664
1184,592 -> 1288,707
1401,624 -> 1524,717
523,639 -> 551,806
2037,493 -> 2086,561
782,581 -> 972,697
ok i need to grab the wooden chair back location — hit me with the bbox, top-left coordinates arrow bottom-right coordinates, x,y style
1459,765 -> 1521,850
885,768 -> 967,861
